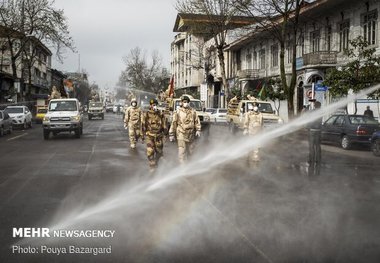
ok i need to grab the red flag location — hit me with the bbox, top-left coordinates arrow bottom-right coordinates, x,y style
168,75 -> 174,98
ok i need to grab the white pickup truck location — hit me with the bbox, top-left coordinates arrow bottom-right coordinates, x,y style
226,98 -> 283,134
42,98 -> 83,139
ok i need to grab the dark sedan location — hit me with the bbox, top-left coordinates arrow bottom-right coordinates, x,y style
371,130 -> 380,156
321,114 -> 380,150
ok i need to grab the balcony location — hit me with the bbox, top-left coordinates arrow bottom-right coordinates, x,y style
237,69 -> 260,79
303,51 -> 338,66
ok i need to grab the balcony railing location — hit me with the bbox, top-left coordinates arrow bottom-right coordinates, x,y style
237,69 -> 260,79
303,51 -> 338,66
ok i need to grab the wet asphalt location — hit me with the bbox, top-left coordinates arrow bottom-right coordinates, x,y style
0,113 -> 379,263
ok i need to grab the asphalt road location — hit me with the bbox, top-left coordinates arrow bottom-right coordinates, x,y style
0,113 -> 379,263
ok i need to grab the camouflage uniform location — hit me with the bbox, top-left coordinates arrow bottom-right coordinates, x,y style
124,104 -> 142,149
142,105 -> 167,170
169,104 -> 201,164
243,108 -> 263,161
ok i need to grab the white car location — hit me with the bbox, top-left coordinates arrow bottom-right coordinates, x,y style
5,105 -> 32,129
210,108 -> 227,123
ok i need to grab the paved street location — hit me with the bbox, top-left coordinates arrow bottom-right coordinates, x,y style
0,113 -> 380,263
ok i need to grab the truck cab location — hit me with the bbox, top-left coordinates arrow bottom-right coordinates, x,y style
43,98 -> 83,139
227,99 -> 283,133
88,101 -> 105,120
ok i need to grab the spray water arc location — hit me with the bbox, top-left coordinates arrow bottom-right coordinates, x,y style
27,84 -> 380,261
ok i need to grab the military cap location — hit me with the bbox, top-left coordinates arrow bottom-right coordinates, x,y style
181,96 -> 190,102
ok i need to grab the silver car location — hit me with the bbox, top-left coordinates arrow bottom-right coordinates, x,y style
0,110 -> 13,136
4,105 -> 33,129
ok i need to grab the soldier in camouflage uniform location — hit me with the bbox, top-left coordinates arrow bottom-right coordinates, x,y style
169,96 -> 201,164
124,98 -> 143,149
142,99 -> 167,171
243,102 -> 263,162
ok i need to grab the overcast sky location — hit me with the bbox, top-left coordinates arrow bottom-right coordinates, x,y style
52,0 -> 178,89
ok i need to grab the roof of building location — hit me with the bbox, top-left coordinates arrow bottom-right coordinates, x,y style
173,13 -> 259,34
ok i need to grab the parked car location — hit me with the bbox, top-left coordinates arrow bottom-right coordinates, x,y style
210,108 -> 227,123
0,110 -> 13,136
321,114 -> 380,150
371,130 -> 380,156
4,105 -> 32,129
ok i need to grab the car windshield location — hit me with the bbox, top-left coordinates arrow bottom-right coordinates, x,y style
90,102 -> 103,107
5,107 -> 23,113
349,116 -> 379,124
49,101 -> 77,111
246,102 -> 274,113
37,109 -> 48,113
174,100 -> 203,111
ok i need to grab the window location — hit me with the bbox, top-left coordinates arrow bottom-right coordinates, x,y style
236,50 -> 241,71
259,49 -> 266,69
287,42 -> 293,64
362,10 -> 377,45
325,26 -> 332,51
297,31 -> 305,56
246,53 -> 252,69
339,20 -> 350,51
271,44 -> 278,67
253,51 -> 258,69
311,30 -> 320,53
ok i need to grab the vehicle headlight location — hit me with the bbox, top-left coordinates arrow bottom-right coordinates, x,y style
43,116 -> 50,121
17,115 -> 23,119
278,118 -> 284,124
205,116 -> 210,121
71,115 -> 81,121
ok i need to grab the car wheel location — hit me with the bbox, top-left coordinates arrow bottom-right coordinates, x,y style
8,125 -> 12,134
0,126 -> 4,137
43,130 -> 50,140
341,135 -> 351,150
372,139 -> 380,156
23,121 -> 27,129
29,120 -> 32,128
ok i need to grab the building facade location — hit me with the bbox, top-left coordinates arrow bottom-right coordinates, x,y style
226,0 -> 379,115
171,0 -> 380,118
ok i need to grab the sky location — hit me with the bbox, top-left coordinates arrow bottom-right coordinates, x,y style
52,0 -> 178,89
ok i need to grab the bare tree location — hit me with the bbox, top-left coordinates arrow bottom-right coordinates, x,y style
119,47 -> 170,94
175,0 -> 242,102
235,0 -> 303,118
0,0 -> 74,81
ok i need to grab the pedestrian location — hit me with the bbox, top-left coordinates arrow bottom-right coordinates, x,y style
243,102 -> 263,162
169,95 -> 201,164
364,105 -> 374,119
142,99 -> 167,172
124,98 -> 143,149
307,100 -> 322,176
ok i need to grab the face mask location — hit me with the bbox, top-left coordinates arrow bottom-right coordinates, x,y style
183,102 -> 189,108
253,106 -> 258,112
131,102 -> 137,107
152,105 -> 157,111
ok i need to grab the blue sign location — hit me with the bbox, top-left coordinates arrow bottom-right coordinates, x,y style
315,81 -> 328,91
296,57 -> 303,70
